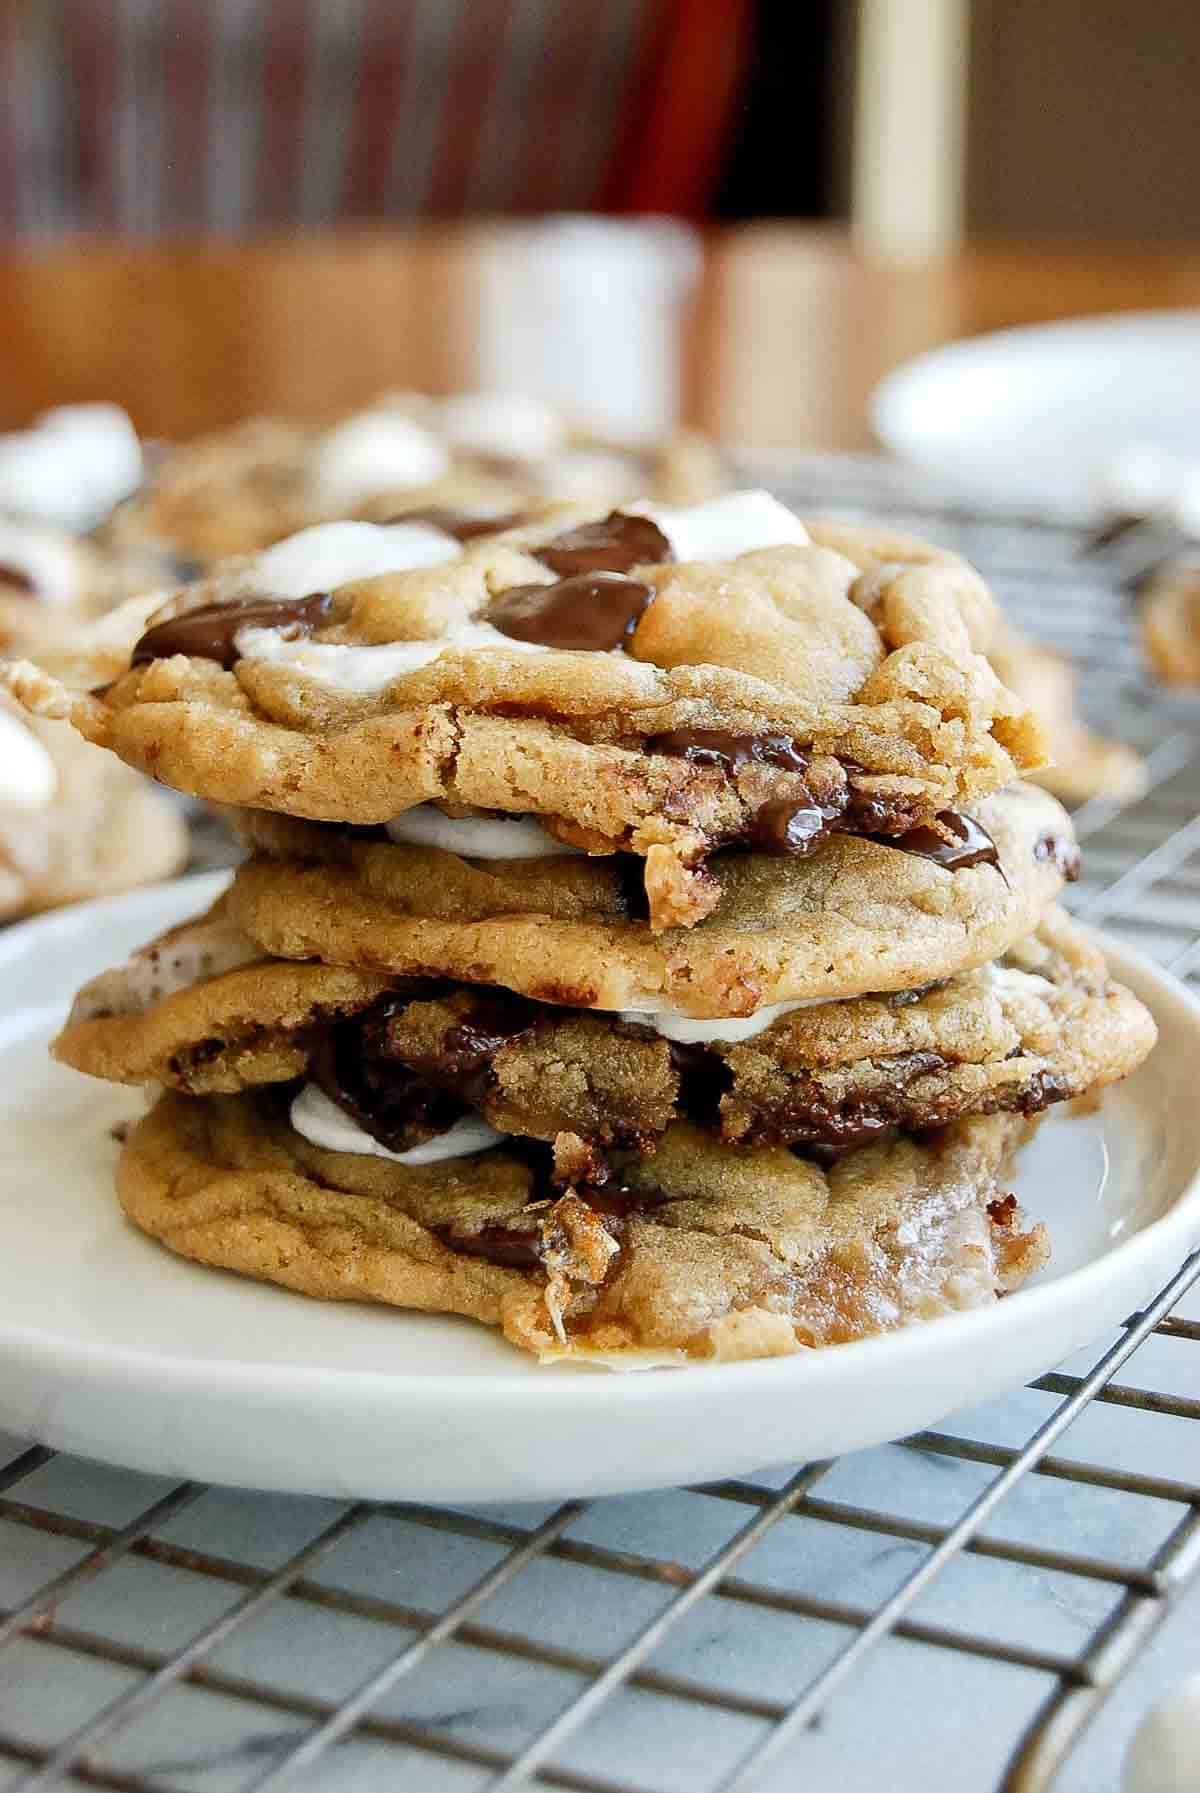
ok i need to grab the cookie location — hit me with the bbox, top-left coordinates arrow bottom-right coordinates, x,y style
102,396 -> 725,562
117,1090 -> 1047,1363
4,498 -> 1046,930
0,697 -> 188,920
0,518 -> 184,663
59,901 -> 1154,1168
988,624 -> 1143,803
1141,562 -> 1200,686
224,783 -> 1077,1013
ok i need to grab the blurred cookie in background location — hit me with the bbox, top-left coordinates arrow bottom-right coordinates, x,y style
102,393 -> 725,564
1140,561 -> 1200,688
989,623 -> 1144,805
0,694 -> 187,921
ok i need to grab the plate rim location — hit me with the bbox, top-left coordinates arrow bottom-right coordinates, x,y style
0,874 -> 1196,1413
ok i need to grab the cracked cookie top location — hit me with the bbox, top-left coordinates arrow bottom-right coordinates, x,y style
4,496 -> 1047,930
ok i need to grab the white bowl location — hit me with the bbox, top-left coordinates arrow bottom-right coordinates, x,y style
871,310 -> 1200,515
0,875 -> 1195,1503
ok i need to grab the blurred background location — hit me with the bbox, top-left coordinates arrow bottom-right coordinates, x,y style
0,0 -> 1198,454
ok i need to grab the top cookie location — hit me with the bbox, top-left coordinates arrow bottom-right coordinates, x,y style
101,394 -> 726,563
4,495 -> 1046,931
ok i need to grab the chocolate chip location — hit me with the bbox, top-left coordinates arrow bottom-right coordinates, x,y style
385,507 -> 528,541
535,510 -> 671,577
647,729 -> 811,776
747,801 -> 828,855
1034,833 -> 1081,882
487,571 -> 654,651
438,991 -> 541,1104
433,1221 -> 543,1271
130,590 -> 334,670
883,812 -> 1002,873
310,994 -> 468,1154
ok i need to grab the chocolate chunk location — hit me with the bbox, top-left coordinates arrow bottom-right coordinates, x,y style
1034,832 -> 1081,882
648,729 -> 811,776
310,995 -> 468,1154
535,510 -> 671,577
747,801 -> 828,855
438,990 -> 541,1104
0,563 -> 37,595
669,1041 -> 733,1124
131,590 -> 334,670
386,507 -> 527,541
487,572 -> 654,651
433,1221 -> 543,1271
885,811 -> 1002,873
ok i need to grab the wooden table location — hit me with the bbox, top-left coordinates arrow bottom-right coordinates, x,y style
3,226 -> 1200,450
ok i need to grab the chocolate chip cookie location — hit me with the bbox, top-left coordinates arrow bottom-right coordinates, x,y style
117,1090 -> 1048,1363
4,498 -> 1046,929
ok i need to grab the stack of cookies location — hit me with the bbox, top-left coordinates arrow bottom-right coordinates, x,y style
8,491 -> 1156,1363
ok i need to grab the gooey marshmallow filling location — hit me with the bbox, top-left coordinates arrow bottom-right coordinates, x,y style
290,1081 -> 507,1165
238,520 -> 548,693
0,404 -> 142,530
385,806 -> 584,859
616,995 -> 826,1045
0,520 -> 85,605
438,391 -> 567,463
631,489 -> 810,562
313,409 -> 451,504
235,493 -> 812,695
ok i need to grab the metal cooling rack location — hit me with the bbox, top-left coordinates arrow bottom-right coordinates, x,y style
3,459 -> 1200,1793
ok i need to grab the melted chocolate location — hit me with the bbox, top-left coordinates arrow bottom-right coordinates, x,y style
648,729 -> 810,776
884,811 -> 1002,873
434,1222 -> 543,1271
434,1182 -> 668,1273
747,801 -> 828,854
387,507 -> 527,541
0,563 -> 37,595
1034,832 -> 1081,882
131,590 -> 334,670
487,571 -> 654,651
438,990 -> 541,1104
668,1041 -> 733,1124
535,511 -> 671,577
310,996 -> 467,1154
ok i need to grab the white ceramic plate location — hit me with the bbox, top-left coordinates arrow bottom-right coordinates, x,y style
870,309 -> 1200,515
0,875 -> 1197,1503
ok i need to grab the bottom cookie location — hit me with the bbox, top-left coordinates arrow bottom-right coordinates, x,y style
118,1090 -> 1048,1365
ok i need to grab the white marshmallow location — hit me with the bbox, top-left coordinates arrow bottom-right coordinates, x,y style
632,489 -> 810,563
533,449 -> 640,503
0,520 -> 84,605
1094,442 -> 1180,517
236,617 -> 548,693
290,1082 -> 506,1164
439,391 -> 567,463
385,805 -> 584,859
313,411 -> 450,504
0,403 -> 142,530
1124,1673 -> 1200,1793
617,996 -> 825,1045
0,709 -> 57,810
254,520 -> 459,598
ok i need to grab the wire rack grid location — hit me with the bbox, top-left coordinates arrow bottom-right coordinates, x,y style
2,458 -> 1200,1793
